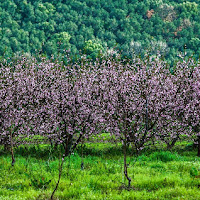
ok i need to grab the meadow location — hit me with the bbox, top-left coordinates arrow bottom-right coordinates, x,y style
1,139 -> 200,200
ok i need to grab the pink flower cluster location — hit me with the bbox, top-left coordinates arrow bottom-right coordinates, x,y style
0,56 -> 200,154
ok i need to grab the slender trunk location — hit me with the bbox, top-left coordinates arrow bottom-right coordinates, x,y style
54,141 -> 58,151
123,143 -> 131,188
49,138 -> 53,147
145,98 -> 148,133
10,132 -> 15,166
197,136 -> 200,157
135,144 -> 140,156
50,135 -> 72,200
167,138 -> 177,150
50,155 -> 65,200
81,139 -> 84,170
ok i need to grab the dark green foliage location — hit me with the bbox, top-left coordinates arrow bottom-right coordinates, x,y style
0,0 -> 200,62
190,167 -> 198,178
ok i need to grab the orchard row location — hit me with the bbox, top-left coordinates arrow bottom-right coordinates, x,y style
0,56 -> 200,193
1,56 -> 200,156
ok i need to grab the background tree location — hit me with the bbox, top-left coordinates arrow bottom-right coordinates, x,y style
0,0 -> 199,61
83,39 -> 104,59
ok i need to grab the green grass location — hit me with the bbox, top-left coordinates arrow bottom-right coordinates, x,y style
0,142 -> 200,200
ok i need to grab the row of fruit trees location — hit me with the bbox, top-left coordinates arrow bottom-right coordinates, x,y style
0,55 -> 200,198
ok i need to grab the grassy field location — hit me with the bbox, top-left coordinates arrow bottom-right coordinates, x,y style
0,142 -> 200,200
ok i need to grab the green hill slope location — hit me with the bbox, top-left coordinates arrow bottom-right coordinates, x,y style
0,0 -> 200,63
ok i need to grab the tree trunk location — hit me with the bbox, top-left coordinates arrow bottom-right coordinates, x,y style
50,135 -> 73,200
166,138 -> 177,150
50,155 -> 65,200
54,141 -> 58,151
197,136 -> 200,157
123,143 -> 131,188
10,132 -> 15,166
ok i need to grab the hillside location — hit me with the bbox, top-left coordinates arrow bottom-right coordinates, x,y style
0,0 -> 200,63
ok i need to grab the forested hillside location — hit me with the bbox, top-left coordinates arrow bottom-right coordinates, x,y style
0,0 -> 200,63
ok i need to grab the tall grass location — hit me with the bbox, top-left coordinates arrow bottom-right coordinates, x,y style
0,142 -> 200,199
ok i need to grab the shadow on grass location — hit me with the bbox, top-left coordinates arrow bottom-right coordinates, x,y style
0,141 -> 198,160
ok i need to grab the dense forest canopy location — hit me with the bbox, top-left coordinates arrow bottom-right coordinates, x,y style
0,0 -> 200,63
